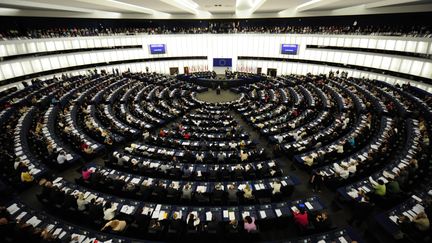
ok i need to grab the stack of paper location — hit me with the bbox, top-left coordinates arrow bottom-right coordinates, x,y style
7,203 -> 20,215
206,211 -> 212,221
275,209 -> 282,217
305,202 -> 314,210
228,211 -> 236,220
241,211 -> 250,218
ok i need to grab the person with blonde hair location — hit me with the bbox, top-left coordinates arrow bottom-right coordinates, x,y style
243,184 -> 254,199
101,219 -> 127,232
240,150 -> 248,162
413,212 -> 430,232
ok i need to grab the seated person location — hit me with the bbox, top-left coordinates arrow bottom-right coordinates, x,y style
272,180 -> 282,195
386,179 -> 401,195
225,219 -> 238,233
186,212 -> 200,231
372,179 -> 386,197
182,183 -> 192,200
88,199 -> 103,220
293,206 -> 309,229
76,193 -> 88,211
212,183 -> 225,202
304,155 -> 314,167
413,212 -> 430,232
243,216 -> 257,232
167,183 -> 180,199
81,167 -> 93,181
20,169 -> 34,183
205,216 -> 219,232
101,219 -> 127,232
228,184 -> 238,202
313,211 -> 331,232
38,179 -> 53,200
103,201 -> 117,221
396,215 -> 419,240
148,219 -> 163,232
170,212 -> 184,232
243,184 -> 254,200
56,151 -> 67,165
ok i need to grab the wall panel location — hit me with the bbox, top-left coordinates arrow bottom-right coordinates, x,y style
0,33 -> 431,91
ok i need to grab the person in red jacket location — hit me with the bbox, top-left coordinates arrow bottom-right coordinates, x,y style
293,206 -> 309,228
183,132 -> 191,140
159,129 -> 166,137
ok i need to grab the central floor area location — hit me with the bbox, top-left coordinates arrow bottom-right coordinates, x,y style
195,89 -> 241,103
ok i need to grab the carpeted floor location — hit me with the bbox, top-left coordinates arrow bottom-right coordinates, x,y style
195,89 -> 241,103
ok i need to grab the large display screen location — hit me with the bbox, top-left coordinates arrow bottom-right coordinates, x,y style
149,44 -> 166,54
281,44 -> 298,55
213,58 -> 232,67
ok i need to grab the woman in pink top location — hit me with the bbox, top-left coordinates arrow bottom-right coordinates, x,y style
243,216 -> 257,232
82,167 -> 93,181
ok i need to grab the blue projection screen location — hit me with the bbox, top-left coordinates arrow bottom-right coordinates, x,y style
149,44 -> 166,54
281,44 -> 299,55
213,58 -> 232,67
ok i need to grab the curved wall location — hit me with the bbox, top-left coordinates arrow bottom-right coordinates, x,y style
0,34 -> 431,90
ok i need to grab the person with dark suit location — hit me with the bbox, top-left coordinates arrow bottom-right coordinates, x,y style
206,215 -> 219,233
212,183 -> 225,204
38,179 -> 54,200
187,213 -> 200,231
170,212 -> 184,234
62,193 -> 77,209
227,184 -> 238,203
49,186 -> 65,205
313,211 -> 331,232
167,183 -> 180,201
152,181 -> 167,202
88,198 -> 104,219
310,170 -> 324,193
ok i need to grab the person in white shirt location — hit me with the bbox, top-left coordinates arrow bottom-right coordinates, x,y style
304,156 -> 314,167
292,131 -> 301,141
272,181 -> 282,195
196,152 -> 204,162
103,201 -> 117,221
142,130 -> 150,140
101,219 -> 127,232
342,118 -> 350,129
229,141 -> 237,150
334,163 -> 349,179
336,143 -> 344,154
56,151 -> 67,165
76,193 -> 88,211
275,135 -> 283,144
240,150 -> 248,162
159,163 -> 169,174
117,155 -> 127,166
339,168 -> 349,179
347,162 -> 357,174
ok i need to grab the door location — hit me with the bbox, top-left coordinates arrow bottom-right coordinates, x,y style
257,67 -> 262,75
267,68 -> 277,77
169,67 -> 179,75
184,66 -> 189,75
